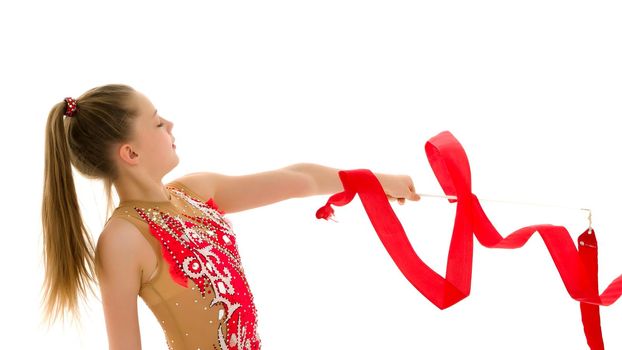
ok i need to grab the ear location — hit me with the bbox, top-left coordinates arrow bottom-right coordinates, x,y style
118,143 -> 140,165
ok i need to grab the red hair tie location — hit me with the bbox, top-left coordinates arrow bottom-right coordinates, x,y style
64,97 -> 78,117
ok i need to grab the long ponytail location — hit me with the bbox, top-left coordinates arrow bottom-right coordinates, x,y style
41,102 -> 96,325
40,84 -> 137,326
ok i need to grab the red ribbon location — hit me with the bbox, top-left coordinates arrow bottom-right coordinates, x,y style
315,130 -> 622,349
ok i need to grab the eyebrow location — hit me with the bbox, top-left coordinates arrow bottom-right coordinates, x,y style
153,109 -> 158,118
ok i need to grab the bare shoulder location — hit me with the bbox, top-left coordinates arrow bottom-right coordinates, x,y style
95,217 -> 147,281
168,171 -> 220,202
95,218 -> 144,348
97,217 -> 143,251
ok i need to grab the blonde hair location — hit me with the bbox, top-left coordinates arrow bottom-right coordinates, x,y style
41,84 -> 138,326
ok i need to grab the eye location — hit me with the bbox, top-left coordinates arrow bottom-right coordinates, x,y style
157,123 -> 164,127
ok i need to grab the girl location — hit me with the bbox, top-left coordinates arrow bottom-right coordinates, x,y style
41,84 -> 420,350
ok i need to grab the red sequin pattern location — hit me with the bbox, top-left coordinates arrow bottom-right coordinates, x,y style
135,188 -> 261,349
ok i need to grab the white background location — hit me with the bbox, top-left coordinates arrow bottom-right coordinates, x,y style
1,0 -> 621,349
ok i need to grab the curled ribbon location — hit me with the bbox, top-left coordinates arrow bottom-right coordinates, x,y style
315,130 -> 622,349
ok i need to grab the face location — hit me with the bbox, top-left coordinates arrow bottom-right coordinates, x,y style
123,91 -> 179,177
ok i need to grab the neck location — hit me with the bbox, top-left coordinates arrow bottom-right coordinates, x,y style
113,170 -> 171,203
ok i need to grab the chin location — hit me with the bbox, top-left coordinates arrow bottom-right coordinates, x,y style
170,156 -> 181,169
160,156 -> 179,174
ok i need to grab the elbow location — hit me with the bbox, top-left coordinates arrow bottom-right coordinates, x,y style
284,163 -> 319,198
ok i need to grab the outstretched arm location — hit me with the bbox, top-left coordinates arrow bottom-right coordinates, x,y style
175,163 -> 420,214
287,163 -> 421,204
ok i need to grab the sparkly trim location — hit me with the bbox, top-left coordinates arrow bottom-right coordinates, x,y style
129,186 -> 261,349
166,183 -> 227,215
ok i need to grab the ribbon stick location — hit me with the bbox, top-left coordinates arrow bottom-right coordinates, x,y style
314,130 -> 622,349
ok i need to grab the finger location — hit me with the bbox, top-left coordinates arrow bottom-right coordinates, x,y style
409,185 -> 421,201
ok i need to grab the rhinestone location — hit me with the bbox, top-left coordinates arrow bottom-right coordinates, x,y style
119,193 -> 259,343
217,281 -> 227,294
230,334 -> 238,346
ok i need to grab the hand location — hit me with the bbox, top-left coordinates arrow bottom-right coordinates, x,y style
378,173 -> 421,205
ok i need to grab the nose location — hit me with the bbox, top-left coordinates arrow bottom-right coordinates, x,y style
168,120 -> 175,142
